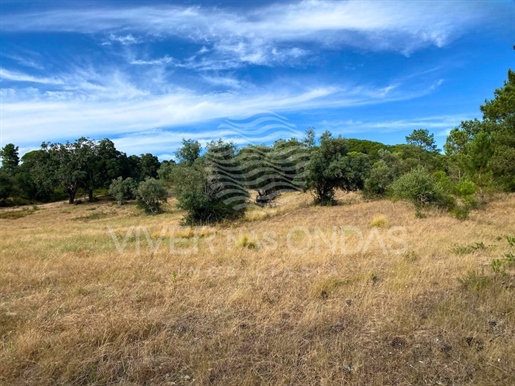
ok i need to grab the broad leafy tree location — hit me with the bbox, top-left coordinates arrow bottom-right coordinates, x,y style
306,131 -> 371,205
175,139 -> 201,166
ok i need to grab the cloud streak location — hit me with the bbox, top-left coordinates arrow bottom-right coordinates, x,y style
0,0 -> 501,56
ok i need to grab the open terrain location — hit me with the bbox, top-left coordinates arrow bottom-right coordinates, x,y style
1,193 -> 515,385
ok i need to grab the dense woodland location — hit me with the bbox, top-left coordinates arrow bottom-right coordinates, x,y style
1,70 -> 514,222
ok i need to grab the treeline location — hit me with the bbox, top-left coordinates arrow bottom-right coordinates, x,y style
1,69 -> 513,222
0,138 -> 164,205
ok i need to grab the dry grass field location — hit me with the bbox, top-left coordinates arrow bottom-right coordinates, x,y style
1,192 -> 515,385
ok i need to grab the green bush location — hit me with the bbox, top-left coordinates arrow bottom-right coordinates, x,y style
454,179 -> 477,197
363,150 -> 403,198
136,178 -> 168,214
390,166 -> 454,210
109,177 -> 137,205
364,164 -> 395,197
167,140 -> 249,225
432,170 -> 453,193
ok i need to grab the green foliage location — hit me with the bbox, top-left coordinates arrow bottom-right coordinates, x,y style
306,132 -> 371,205
168,139 -> 248,224
108,177 -> 137,205
405,129 -> 439,153
451,242 -> 486,255
432,171 -> 453,193
0,171 -> 13,201
175,139 -> 201,166
454,179 -> 477,197
237,235 -> 259,250
390,166 -> 454,210
0,143 -> 19,173
445,70 -> 515,192
136,178 -> 168,214
346,138 -> 388,163
490,236 -> 515,275
139,153 -> 160,179
363,150 -> 403,197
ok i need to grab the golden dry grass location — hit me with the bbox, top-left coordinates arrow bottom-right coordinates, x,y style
1,193 -> 515,385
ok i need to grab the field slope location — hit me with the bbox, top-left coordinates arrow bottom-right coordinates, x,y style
1,193 -> 515,385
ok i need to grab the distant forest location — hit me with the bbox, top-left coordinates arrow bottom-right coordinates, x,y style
1,70 -> 514,223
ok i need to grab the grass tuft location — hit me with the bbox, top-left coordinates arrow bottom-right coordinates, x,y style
370,214 -> 389,228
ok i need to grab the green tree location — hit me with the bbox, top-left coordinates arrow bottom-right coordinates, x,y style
119,154 -> 142,181
444,70 -> 515,191
175,139 -> 201,166
140,153 -> 160,179
136,178 -> 168,213
306,131 -> 370,205
92,139 -> 123,192
37,139 -> 93,204
0,170 -> 13,201
109,177 -> 137,205
481,69 -> 515,190
406,129 -> 439,153
0,143 -> 20,173
169,139 -> 248,224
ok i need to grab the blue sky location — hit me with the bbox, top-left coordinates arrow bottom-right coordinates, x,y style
0,0 -> 513,160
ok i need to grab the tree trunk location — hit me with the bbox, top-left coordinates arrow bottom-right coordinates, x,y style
68,188 -> 76,204
88,188 -> 94,201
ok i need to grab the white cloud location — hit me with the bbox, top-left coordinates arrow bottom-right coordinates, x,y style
0,68 -> 63,85
1,77 -> 429,153
318,114 -> 471,135
1,53 -> 45,70
0,1 -> 502,57
130,56 -> 176,65
103,33 -> 143,45
201,75 -> 249,89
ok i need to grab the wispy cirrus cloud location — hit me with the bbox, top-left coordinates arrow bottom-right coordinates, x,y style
102,33 -> 143,46
1,0 -> 509,157
318,114 -> 471,135
0,71 -> 444,149
130,56 -> 176,66
0,1 -> 502,58
0,68 -> 63,85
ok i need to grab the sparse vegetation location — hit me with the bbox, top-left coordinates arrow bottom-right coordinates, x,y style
0,206 -> 38,219
236,234 -> 259,249
1,192 -> 514,385
451,241 -> 487,255
370,214 -> 389,228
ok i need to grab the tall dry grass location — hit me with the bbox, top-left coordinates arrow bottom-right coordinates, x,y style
0,193 -> 514,385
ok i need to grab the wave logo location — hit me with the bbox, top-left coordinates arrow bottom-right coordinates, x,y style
206,112 -> 311,210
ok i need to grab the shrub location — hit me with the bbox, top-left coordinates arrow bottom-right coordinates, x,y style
370,215 -> 389,228
363,164 -> 395,197
432,170 -> 453,193
109,177 -> 137,205
237,235 -> 259,250
170,140 -> 248,225
454,179 -> 477,197
136,178 -> 168,214
390,167 -> 454,210
363,150 -> 403,198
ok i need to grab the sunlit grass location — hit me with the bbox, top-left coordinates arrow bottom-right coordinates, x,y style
0,193 -> 514,385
